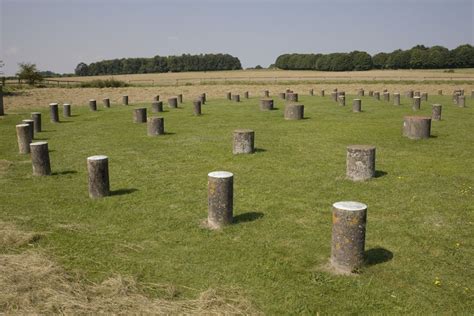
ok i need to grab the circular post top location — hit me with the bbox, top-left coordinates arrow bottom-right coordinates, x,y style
135,107 -> 146,110
208,171 -> 233,179
49,103 -> 58,106
333,201 -> 367,211
169,96 -> 177,99
63,103 -> 71,106
413,96 -> 421,99
87,155 -> 108,161
353,99 -> 361,101
234,129 -> 254,134
30,141 -> 48,146
89,99 -> 96,102
261,98 -> 273,101
404,116 -> 432,120
31,112 -> 41,115
432,104 -> 442,107
347,145 -> 375,151
22,119 -> 34,123
16,123 -> 29,127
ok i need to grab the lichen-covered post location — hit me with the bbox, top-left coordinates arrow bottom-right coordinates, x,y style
63,103 -> 71,117
331,91 -> 338,102
393,93 -> 400,106
201,93 -> 206,104
30,141 -> 51,176
331,201 -> 367,273
471,90 -> 474,98
168,97 -> 178,108
421,92 -> 428,101
346,145 -> 375,181
89,99 -> 97,111
0,85 -> 4,116
87,155 -> 110,198
103,98 -> 111,108
260,99 -> 274,111
152,101 -> 163,113
193,100 -> 202,115
403,116 -> 431,139
207,171 -> 234,229
226,92 -> 232,100
263,90 -> 270,97
147,117 -> 165,136
232,94 -> 240,102
432,104 -> 442,121
16,124 -> 32,154
284,104 -> 304,120
368,91 -> 373,97
320,89 -> 325,97
374,92 -> 380,100
178,94 -> 183,104
22,119 -> 34,140
458,96 -> 465,107
244,91 -> 249,99
407,90 -> 414,98
414,91 -> 420,97
412,96 -> 421,111
438,90 -> 443,96
352,99 -> 361,112
31,112 -> 42,133
287,93 -> 299,102
49,103 -> 59,123
309,89 -> 314,96
279,92 -> 286,100
452,92 -> 459,105
357,89 -> 364,97
233,129 -> 255,154
122,95 -> 129,105
133,108 -> 147,123
338,95 -> 346,106
383,92 -> 390,102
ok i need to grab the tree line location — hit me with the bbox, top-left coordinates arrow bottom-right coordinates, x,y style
75,53 -> 242,76
274,44 -> 474,71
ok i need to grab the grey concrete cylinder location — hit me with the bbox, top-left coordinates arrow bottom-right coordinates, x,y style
263,90 -> 270,97
178,94 -> 183,104
393,93 -> 400,106
89,99 -> 97,111
103,98 -> 111,108
168,97 -> 178,108
244,91 -> 249,99
407,90 -> 414,98
152,101 -> 163,113
207,171 -> 234,229
284,104 -> 304,120
193,100 -> 202,116
22,119 -> 34,140
122,95 -> 129,105
368,91 -> 373,97
320,89 -> 325,97
357,89 -> 364,97
31,112 -> 42,133
471,90 -> 474,98
233,129 -> 255,154
383,92 -> 390,102
458,96 -> 465,107
403,116 -> 431,139
87,155 -> 110,198
49,103 -> 59,123
0,85 -> 4,116
153,95 -> 160,102
414,91 -> 420,97
147,117 -> 165,136
331,91 -> 338,101
374,92 -> 380,100
338,95 -> 346,106
279,92 -> 286,100
63,103 -> 71,117
453,93 -> 459,105
232,94 -> 240,102
438,90 -> 443,96
30,141 -> 51,176
432,104 -> 442,121
287,93 -> 298,102
16,124 -> 32,154
133,107 -> 147,123
352,99 -> 361,112
201,93 -> 206,104
226,92 -> 232,100
412,96 -> 421,111
309,89 -> 314,96
331,201 -> 367,273
421,92 -> 428,101
346,145 -> 376,181
260,99 -> 274,111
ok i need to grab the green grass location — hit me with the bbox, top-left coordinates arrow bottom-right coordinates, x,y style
1,93 -> 473,314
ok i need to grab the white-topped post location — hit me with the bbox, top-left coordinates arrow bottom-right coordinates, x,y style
87,155 -> 110,198
207,171 -> 234,229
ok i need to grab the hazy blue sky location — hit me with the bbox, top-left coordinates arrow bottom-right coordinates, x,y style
1,0 -> 473,75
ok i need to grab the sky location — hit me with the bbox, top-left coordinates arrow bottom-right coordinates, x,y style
1,0 -> 473,75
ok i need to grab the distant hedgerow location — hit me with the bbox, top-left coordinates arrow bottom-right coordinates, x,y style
79,79 -> 128,88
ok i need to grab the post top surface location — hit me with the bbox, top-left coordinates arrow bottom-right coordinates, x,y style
413,96 -> 421,99
208,171 -> 233,179
49,103 -> 58,106
63,103 -> 70,106
135,107 -> 146,110
347,144 -> 375,150
234,129 -> 254,133
30,141 -> 48,146
16,124 -> 29,127
286,103 -> 304,107
31,112 -> 41,114
333,201 -> 367,211
22,119 -> 34,122
432,104 -> 442,107
89,99 -> 96,102
404,116 -> 432,120
261,98 -> 273,101
353,99 -> 361,101
87,155 -> 108,161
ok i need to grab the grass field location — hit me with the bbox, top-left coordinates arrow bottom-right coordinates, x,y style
1,92 -> 473,313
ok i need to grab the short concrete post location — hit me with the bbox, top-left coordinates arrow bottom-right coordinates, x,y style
309,89 -> 314,96
168,97 -> 178,108
233,129 -> 255,154
133,108 -> 147,123
432,104 -> 442,121
339,91 -> 346,97
368,91 -> 373,97
331,201 -> 367,273
152,101 -> 163,113
383,89 -> 387,93
284,104 -> 304,120
63,104 -> 71,117
287,93 -> 298,102
201,93 -> 206,104
346,145 -> 375,181
30,142 -> 51,176
49,103 -> 59,123
412,96 -> 421,111
320,89 -> 325,97
407,90 -> 414,98
232,94 -> 240,102
279,92 -> 286,100
338,95 -> 346,106
122,95 -> 129,105
260,99 -> 274,111
458,96 -> 465,107
31,112 -> 42,133
452,93 -> 459,105
393,93 -> 400,106
87,155 -> 110,198
103,98 -> 111,108
153,95 -> 160,102
226,92 -> 232,100
357,89 -> 364,97
89,99 -> 97,111
414,91 -> 420,97
178,94 -> 183,104
263,90 -> 270,97
207,171 -> 234,229
438,90 -> 443,96
421,92 -> 428,101
0,85 -> 4,116
22,119 -> 34,140
16,124 -> 32,154
193,100 -> 202,116
471,90 -> 474,98
383,92 -> 390,102
352,99 -> 361,112
244,91 -> 249,99
331,91 -> 338,101
374,92 -> 380,100
286,88 -> 293,93
460,89 -> 464,96
403,116 -> 431,139
147,117 -> 165,136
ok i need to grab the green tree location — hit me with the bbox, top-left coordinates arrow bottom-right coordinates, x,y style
350,51 -> 373,70
372,53 -> 389,69
17,63 -> 43,85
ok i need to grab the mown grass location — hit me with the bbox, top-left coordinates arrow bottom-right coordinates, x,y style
1,92 -> 473,314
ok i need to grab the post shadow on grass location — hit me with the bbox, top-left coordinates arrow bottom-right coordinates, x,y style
110,188 -> 138,196
375,170 -> 388,178
233,212 -> 264,224
254,148 -> 266,153
365,247 -> 393,266
52,170 -> 77,176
